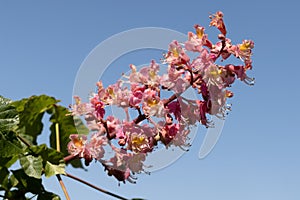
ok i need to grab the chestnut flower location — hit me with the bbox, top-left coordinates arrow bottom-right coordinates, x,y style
129,60 -> 161,88
142,88 -> 166,117
67,133 -> 107,166
67,11 -> 255,184
185,25 -> 212,52
163,40 -> 190,66
209,11 -> 227,35
70,96 -> 93,116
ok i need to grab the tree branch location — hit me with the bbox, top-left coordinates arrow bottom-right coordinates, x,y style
56,175 -> 71,200
64,173 -> 129,200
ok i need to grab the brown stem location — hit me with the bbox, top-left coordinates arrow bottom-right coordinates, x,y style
56,175 -> 71,200
64,154 -> 78,163
55,123 -> 61,152
64,173 -> 128,200
16,134 -> 31,147
163,74 -> 202,107
133,114 -> 146,124
55,123 -> 71,200
216,39 -> 226,59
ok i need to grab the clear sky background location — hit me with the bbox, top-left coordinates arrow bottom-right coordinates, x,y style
1,1 -> 300,200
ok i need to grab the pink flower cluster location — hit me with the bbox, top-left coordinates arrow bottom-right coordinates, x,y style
68,11 -> 255,183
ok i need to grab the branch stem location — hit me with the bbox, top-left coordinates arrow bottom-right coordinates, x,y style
55,123 -> 61,152
55,122 -> 71,200
56,175 -> 71,200
16,134 -> 31,147
64,173 -> 128,200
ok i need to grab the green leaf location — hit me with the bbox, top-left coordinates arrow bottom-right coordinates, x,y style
0,96 -> 19,133
38,191 -> 61,200
0,167 -> 10,191
29,144 -> 64,164
44,161 -> 65,178
12,95 -> 60,144
11,169 -> 44,194
29,144 -> 66,177
19,154 -> 43,179
9,173 -> 19,188
0,95 -> 11,106
0,131 -> 23,157
49,105 -> 88,168
0,96 -> 24,165
0,155 -> 18,168
4,189 -> 28,200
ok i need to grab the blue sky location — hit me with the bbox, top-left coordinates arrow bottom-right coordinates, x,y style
1,1 -> 300,200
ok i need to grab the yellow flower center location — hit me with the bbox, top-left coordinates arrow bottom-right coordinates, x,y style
172,48 -> 179,57
147,98 -> 158,107
239,41 -> 251,51
132,135 -> 146,146
210,69 -> 222,77
196,27 -> 204,39
149,70 -> 156,80
73,137 -> 84,148
107,88 -> 115,98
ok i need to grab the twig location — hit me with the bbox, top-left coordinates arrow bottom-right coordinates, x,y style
55,123 -> 71,200
64,154 -> 78,163
64,173 -> 128,200
216,39 -> 226,59
56,175 -> 71,200
55,123 -> 61,152
16,134 -> 31,147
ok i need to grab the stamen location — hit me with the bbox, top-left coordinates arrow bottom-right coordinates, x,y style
243,76 -> 255,85
179,145 -> 189,152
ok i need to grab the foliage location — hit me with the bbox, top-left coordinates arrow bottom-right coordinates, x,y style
0,95 -> 86,199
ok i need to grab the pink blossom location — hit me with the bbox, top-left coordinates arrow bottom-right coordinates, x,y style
67,134 -> 88,157
185,25 -> 212,52
173,77 -> 189,94
106,116 -> 122,139
190,48 -> 213,72
167,100 -> 181,121
67,11 -> 255,183
67,134 -> 94,166
128,132 -> 152,153
70,96 -> 93,116
129,84 -> 145,107
160,65 -> 185,90
185,32 -> 203,52
224,64 -> 254,85
196,100 -> 210,127
211,38 -> 233,61
101,81 -> 131,107
123,122 -> 155,153
176,97 -> 200,126
207,85 -> 227,117
127,153 -> 146,173
220,66 -> 236,87
90,95 -> 105,119
142,88 -> 166,117
130,60 -> 161,88
160,123 -> 179,146
203,63 -> 224,89
102,163 -> 131,183
163,40 -> 190,66
87,132 -> 107,160
171,124 -> 191,148
102,147 -> 137,183
209,11 -> 227,35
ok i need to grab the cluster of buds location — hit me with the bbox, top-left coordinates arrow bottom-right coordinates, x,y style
68,11 -> 254,183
